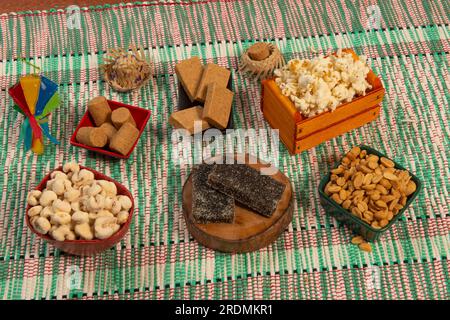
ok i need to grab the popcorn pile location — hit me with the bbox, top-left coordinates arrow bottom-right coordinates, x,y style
274,49 -> 372,118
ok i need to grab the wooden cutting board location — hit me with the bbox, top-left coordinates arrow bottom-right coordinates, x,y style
182,155 -> 294,253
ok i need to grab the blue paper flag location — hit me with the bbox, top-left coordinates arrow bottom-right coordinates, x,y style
35,76 -> 58,116
24,119 -> 32,151
40,122 -> 60,145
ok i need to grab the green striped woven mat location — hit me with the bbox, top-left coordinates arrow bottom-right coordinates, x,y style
0,0 -> 448,299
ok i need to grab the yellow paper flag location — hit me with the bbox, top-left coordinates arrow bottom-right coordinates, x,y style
20,75 -> 41,115
31,137 -> 44,155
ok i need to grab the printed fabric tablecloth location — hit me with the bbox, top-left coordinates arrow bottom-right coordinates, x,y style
0,0 -> 448,299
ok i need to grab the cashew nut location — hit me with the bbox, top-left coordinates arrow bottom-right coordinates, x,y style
71,201 -> 80,212
28,205 -> 43,217
32,217 -> 51,234
98,180 -> 117,197
51,211 -> 72,225
87,183 -> 102,197
51,179 -> 72,196
118,195 -> 132,211
66,230 -> 76,240
40,206 -> 53,218
46,179 -> 54,190
79,185 -> 91,196
104,197 -> 113,210
96,210 -> 114,218
50,225 -> 74,241
64,179 -> 72,189
52,199 -> 71,213
94,216 -> 119,239
71,171 -> 80,184
30,216 -> 39,226
39,190 -> 57,207
72,211 -> 89,224
64,189 -> 80,202
75,169 -> 95,186
50,171 -> 68,180
79,194 -> 89,208
52,179 -> 66,195
116,211 -> 129,224
74,223 -> 94,240
63,162 -> 80,174
87,195 -> 105,212
111,199 -> 122,214
27,190 -> 42,206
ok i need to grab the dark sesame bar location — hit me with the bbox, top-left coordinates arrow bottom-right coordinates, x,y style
192,164 -> 235,223
207,164 -> 285,217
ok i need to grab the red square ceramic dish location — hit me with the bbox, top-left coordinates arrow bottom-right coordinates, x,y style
70,100 -> 151,159
25,166 -> 134,256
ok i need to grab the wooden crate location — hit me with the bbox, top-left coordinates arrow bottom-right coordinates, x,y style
261,49 -> 385,155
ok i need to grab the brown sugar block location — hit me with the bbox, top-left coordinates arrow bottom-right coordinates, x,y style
99,122 -> 117,142
202,83 -> 234,129
247,43 -> 270,61
109,122 -> 140,155
169,106 -> 211,135
175,57 -> 204,102
76,127 -> 108,148
111,107 -> 136,129
194,64 -> 230,102
87,96 -> 112,126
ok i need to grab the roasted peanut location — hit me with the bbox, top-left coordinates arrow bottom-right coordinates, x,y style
379,219 -> 389,228
331,167 -> 344,175
336,177 -> 346,186
331,193 -> 343,204
342,199 -> 351,210
374,210 -> 388,220
339,189 -> 347,200
351,236 -> 364,245
383,171 -> 398,181
380,157 -> 394,168
328,185 -> 341,193
359,242 -> 372,252
363,211 -> 374,222
353,174 -> 363,189
406,181 -> 417,196
350,146 -> 361,156
363,173 -> 373,185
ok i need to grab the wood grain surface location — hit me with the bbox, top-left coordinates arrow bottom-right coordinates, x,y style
182,154 -> 294,253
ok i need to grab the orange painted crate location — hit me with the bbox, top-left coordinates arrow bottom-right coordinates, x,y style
261,49 -> 385,155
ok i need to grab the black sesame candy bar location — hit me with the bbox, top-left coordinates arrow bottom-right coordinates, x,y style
207,164 -> 286,217
192,164 -> 235,223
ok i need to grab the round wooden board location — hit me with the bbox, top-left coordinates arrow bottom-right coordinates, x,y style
182,155 -> 294,253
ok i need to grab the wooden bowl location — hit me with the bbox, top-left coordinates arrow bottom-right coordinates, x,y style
25,166 -> 134,256
182,154 -> 294,253
70,100 -> 150,159
261,48 -> 385,154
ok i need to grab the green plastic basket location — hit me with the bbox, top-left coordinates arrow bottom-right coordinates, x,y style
318,145 -> 423,241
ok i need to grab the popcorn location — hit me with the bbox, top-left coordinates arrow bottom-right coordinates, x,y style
274,50 -> 372,118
